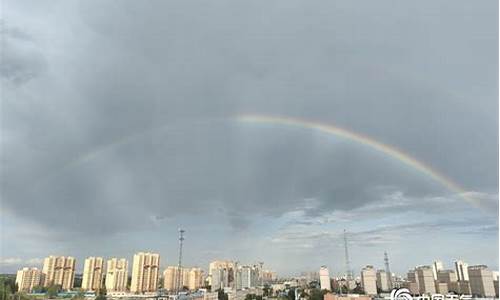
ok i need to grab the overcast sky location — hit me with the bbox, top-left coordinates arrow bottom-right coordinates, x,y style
1,0 -> 498,276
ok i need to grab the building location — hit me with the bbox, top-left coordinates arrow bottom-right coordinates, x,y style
105,258 -> 128,292
16,268 -> 43,292
81,257 -> 104,291
435,282 -> 449,294
238,265 -> 259,289
376,270 -> 390,292
130,252 -> 160,293
467,265 -> 495,297
432,261 -> 444,281
360,265 -> 377,295
236,265 -> 259,290
324,293 -> 371,300
163,266 -> 187,291
164,266 -> 203,291
319,266 -> 331,291
415,266 -> 436,295
187,268 -> 204,290
493,271 -> 499,297
261,270 -> 277,283
209,261 -> 235,290
454,260 -> 469,282
437,270 -> 457,285
437,270 -> 457,293
42,256 -> 76,290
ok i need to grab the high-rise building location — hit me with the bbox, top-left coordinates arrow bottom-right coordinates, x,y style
82,257 -> 104,291
130,252 -> 160,293
163,266 -> 187,291
261,270 -> 277,283
360,266 -> 377,295
493,271 -> 500,298
16,268 -> 43,292
467,265 -> 495,297
42,256 -> 76,290
105,258 -> 128,292
454,260 -> 469,282
376,270 -> 389,292
187,268 -> 204,291
406,270 -> 419,295
209,261 -> 235,290
237,265 -> 259,290
432,261 -> 444,281
415,266 -> 436,295
163,266 -> 203,291
437,270 -> 458,293
319,266 -> 331,291
437,270 -> 457,284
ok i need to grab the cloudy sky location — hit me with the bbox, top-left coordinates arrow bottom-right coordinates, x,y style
1,0 -> 498,276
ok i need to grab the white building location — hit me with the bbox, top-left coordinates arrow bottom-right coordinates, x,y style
319,266 -> 331,291
454,260 -> 469,281
361,265 -> 377,295
432,261 -> 444,281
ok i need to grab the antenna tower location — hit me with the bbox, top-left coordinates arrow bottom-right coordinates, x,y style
176,228 -> 185,294
343,229 -> 353,281
384,251 -> 393,289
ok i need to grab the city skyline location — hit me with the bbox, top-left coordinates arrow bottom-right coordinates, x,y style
3,250 -> 496,279
1,0 -> 498,277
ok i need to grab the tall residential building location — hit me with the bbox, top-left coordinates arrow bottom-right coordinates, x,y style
209,261 -> 235,290
407,270 -> 419,295
261,270 -> 277,283
437,270 -> 458,293
415,266 -> 436,295
237,265 -> 259,290
437,270 -> 458,284
16,268 -> 42,292
319,266 -> 331,291
432,261 -> 444,281
82,257 -> 104,291
454,260 -> 469,281
130,252 -> 160,293
163,266 -> 187,291
42,256 -> 76,290
360,266 -> 377,295
187,268 -> 204,290
376,270 -> 389,292
467,265 -> 495,297
106,258 -> 129,292
163,266 -> 203,291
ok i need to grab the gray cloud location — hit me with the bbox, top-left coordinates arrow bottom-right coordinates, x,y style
1,0 -> 497,274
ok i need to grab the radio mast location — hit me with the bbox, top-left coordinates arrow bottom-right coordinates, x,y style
343,229 -> 353,281
384,251 -> 393,289
176,228 -> 185,294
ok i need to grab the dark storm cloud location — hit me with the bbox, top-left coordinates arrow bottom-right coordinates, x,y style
1,0 -> 498,272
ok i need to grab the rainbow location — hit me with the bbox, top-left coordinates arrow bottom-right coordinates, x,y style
236,114 -> 476,205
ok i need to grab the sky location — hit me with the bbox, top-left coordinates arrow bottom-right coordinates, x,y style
0,0 -> 498,276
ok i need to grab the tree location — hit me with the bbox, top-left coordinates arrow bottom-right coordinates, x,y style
217,289 -> 228,300
263,285 -> 273,297
31,285 -> 47,294
95,287 -> 107,300
71,289 -> 85,300
0,281 -> 12,300
245,294 -> 263,300
47,285 -> 60,299
308,288 -> 326,300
